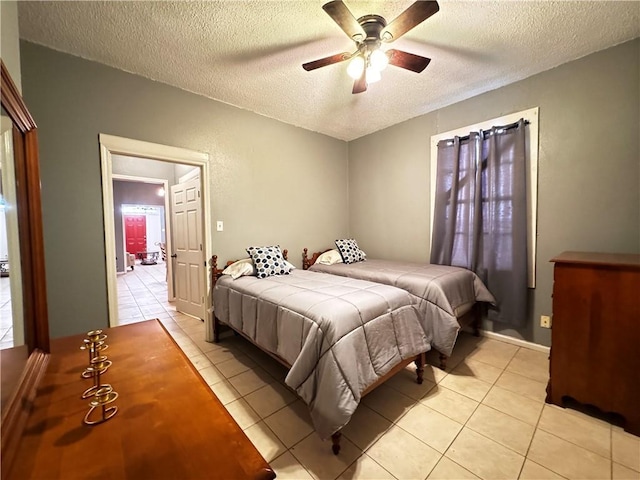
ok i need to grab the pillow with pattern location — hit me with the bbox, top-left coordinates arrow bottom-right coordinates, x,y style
335,239 -> 366,264
245,245 -> 292,278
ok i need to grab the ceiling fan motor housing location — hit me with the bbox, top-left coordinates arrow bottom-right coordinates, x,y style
357,14 -> 387,45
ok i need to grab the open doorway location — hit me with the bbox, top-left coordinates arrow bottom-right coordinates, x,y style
100,134 -> 212,328
112,174 -> 171,325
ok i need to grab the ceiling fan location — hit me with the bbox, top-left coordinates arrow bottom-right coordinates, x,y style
303,0 -> 439,94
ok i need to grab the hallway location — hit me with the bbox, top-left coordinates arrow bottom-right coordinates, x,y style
116,260 -> 191,326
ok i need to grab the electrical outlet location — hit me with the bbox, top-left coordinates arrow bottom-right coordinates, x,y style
540,315 -> 552,328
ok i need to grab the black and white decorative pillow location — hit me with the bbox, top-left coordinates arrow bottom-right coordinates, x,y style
335,239 -> 366,264
245,245 -> 292,278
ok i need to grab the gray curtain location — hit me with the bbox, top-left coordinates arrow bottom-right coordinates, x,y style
431,119 -> 528,326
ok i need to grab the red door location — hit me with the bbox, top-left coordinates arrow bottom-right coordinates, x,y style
124,215 -> 146,257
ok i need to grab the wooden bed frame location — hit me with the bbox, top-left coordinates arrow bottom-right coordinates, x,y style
302,248 -> 482,371
208,253 -> 426,455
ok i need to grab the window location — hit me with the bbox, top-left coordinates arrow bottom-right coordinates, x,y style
430,107 -> 539,287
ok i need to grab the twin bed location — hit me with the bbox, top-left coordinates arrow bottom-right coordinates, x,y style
210,245 -> 494,454
303,248 -> 495,369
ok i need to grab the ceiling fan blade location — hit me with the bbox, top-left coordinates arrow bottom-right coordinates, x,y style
381,1 -> 439,42
302,52 -> 351,71
322,0 -> 366,41
387,49 -> 431,73
352,69 -> 367,94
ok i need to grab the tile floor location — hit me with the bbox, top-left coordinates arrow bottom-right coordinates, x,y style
118,262 -> 640,480
0,275 -> 13,348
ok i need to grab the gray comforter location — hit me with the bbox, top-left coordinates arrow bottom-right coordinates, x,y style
309,259 -> 495,357
212,269 -> 429,439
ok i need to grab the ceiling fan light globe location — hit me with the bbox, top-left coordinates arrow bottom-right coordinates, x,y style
365,66 -> 381,84
369,49 -> 389,71
347,56 -> 365,79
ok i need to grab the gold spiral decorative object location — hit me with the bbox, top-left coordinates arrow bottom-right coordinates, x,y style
80,331 -> 109,379
81,355 -> 113,399
83,384 -> 118,425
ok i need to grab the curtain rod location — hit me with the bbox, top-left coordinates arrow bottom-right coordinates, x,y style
440,119 -> 530,146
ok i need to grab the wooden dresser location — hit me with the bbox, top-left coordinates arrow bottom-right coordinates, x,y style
548,252 -> 640,436
6,320 -> 275,480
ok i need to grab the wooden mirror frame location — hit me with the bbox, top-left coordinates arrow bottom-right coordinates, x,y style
1,60 -> 50,473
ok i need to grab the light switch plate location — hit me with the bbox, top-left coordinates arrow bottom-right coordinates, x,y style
216,221 -> 223,232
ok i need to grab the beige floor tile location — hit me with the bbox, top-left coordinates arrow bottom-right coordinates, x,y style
270,451 -> 314,479
528,429 -> 611,480
428,457 -> 479,479
187,353 -> 214,371
191,336 -> 219,353
518,459 -> 565,479
439,371 -> 492,402
538,404 -> 611,458
204,345 -> 244,364
423,359 -> 450,383
225,398 -> 261,430
367,425 -> 441,480
466,404 -> 535,455
396,403 -> 463,453
160,320 -> 183,334
178,342 -> 202,358
269,451 -> 313,480
452,358 -> 504,384
445,428 -> 525,479
613,429 -> 640,472
416,362 -> 445,385
264,400 -> 315,448
613,462 -> 640,480
383,366 -> 436,400
337,454 -> 395,480
420,385 -> 479,424
361,384 -> 416,423
197,364 -> 225,386
139,304 -> 167,315
243,421 -> 287,462
482,385 -> 543,425
228,366 -> 275,396
495,370 -> 548,403
464,339 -> 519,369
244,382 -> 297,418
216,354 -> 258,378
208,379 -> 242,405
506,348 -> 549,384
290,433 -> 361,480
341,404 -> 393,452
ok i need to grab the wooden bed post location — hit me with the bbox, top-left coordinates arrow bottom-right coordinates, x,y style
415,352 -> 425,384
438,353 -> 448,371
472,303 -> 482,337
209,255 -> 220,343
302,248 -> 310,270
331,432 -> 341,455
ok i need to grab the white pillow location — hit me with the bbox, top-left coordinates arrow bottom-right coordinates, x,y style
316,249 -> 343,266
221,258 -> 296,279
221,258 -> 254,279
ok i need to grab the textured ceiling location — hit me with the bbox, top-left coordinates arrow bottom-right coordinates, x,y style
18,1 -> 640,141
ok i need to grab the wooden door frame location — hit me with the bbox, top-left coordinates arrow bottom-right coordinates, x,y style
99,134 -> 211,328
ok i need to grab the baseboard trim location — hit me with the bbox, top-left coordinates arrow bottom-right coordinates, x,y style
462,326 -> 550,354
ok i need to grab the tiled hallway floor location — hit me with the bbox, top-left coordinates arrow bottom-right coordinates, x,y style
117,264 -> 640,480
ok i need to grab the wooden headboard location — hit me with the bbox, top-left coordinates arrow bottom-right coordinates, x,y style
302,248 -> 332,270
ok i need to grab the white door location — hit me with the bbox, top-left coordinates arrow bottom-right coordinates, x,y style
170,177 -> 205,320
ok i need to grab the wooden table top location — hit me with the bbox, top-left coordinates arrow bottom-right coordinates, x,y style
7,320 -> 275,480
